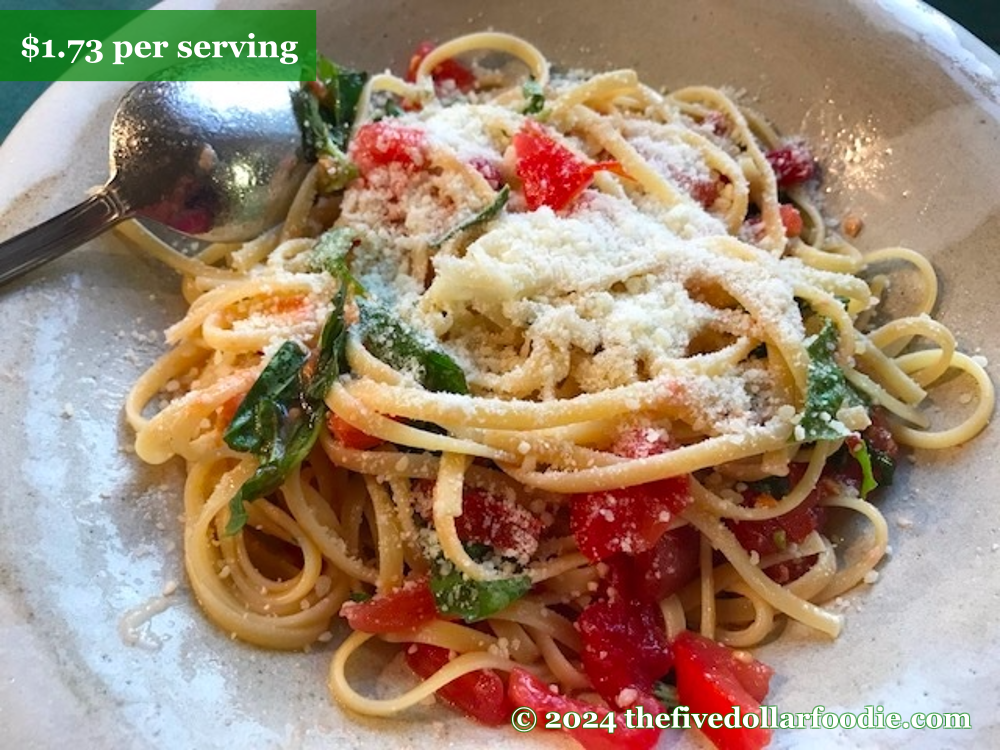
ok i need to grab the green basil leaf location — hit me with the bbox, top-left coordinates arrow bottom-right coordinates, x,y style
223,278 -> 353,535
290,86 -> 333,163
799,319 -> 861,441
315,56 -> 368,151
306,283 -> 350,404
224,403 -> 322,536
522,77 -> 545,115
224,341 -> 308,453
357,298 -> 469,394
430,185 -> 510,248
848,436 -> 878,498
310,227 -> 366,293
869,444 -> 896,489
429,567 -> 531,622
652,681 -> 682,711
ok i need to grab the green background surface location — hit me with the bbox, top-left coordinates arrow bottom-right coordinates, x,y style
0,0 -> 998,143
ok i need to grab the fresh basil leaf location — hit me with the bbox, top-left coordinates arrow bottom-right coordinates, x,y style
291,56 -> 367,191
652,681 -> 681,711
848,435 -> 878,498
224,279 -> 353,535
224,341 -> 308,453
310,227 -> 365,293
224,400 -> 323,536
290,86 -> 333,163
429,566 -> 531,622
799,319 -> 860,441
357,298 -> 469,394
315,55 -> 368,151
348,590 -> 373,603
430,185 -> 510,248
522,77 -> 545,115
306,284 -> 350,404
869,444 -> 896,489
749,475 -> 791,498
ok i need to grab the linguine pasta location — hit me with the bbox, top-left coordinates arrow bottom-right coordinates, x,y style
122,32 -> 992,749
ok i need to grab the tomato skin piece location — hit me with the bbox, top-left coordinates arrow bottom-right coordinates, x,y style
513,120 -> 624,211
404,643 -> 510,725
405,40 -> 476,91
673,631 -> 774,750
765,141 -> 816,187
779,203 -> 803,237
349,121 -> 427,175
577,597 -> 672,707
326,413 -> 383,450
340,577 -> 437,633
508,668 -> 664,750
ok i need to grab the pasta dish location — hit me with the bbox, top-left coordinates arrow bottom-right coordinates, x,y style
122,33 -> 993,750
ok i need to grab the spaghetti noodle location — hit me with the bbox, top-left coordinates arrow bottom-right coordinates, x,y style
123,32 -> 993,750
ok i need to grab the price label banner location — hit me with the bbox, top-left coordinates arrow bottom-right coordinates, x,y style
0,9 -> 316,81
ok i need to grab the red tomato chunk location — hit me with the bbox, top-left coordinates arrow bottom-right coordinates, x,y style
577,597 -> 672,707
340,576 -> 437,633
405,40 -> 477,92
349,121 -> 427,175
454,487 -> 543,560
513,120 -> 625,211
404,643 -> 510,725
607,524 -> 701,603
765,141 -> 816,187
326,413 -> 383,450
674,631 -> 774,750
508,668 -> 664,750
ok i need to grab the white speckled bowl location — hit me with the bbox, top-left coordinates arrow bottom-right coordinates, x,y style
1,1 -> 998,748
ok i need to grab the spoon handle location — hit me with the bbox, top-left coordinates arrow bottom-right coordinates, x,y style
0,189 -> 128,287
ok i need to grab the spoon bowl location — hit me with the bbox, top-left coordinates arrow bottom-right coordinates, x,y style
0,79 -> 308,286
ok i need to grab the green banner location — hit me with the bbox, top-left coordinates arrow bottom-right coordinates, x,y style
0,10 -> 317,81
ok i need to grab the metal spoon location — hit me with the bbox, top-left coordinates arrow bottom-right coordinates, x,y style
0,80 -> 308,287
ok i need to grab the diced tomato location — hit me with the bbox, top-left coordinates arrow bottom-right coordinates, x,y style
611,426 -> 676,458
340,577 -> 437,633
608,524 -> 701,603
727,484 -> 825,558
765,140 -> 816,187
512,120 -> 626,211
217,393 -> 245,430
405,40 -> 477,92
824,409 -> 898,495
864,407 -> 899,461
454,487 -> 543,559
508,668 -> 664,750
570,430 -> 690,563
673,631 -> 773,750
405,643 -> 510,725
326,413 -> 383,451
577,597 -> 672,707
571,477 -> 690,562
779,203 -> 803,237
412,482 -> 543,559
349,121 -> 427,175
